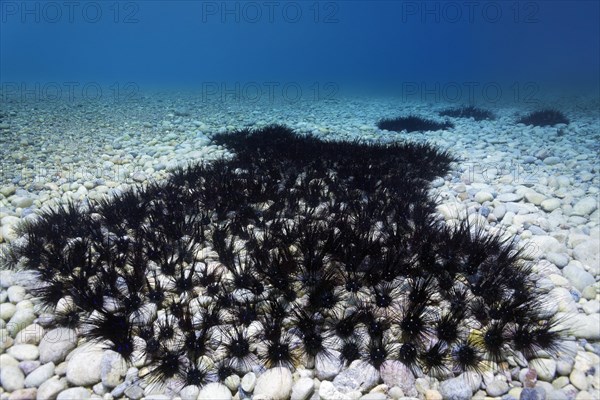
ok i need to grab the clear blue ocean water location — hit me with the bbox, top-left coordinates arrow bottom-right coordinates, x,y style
2,1 -> 599,100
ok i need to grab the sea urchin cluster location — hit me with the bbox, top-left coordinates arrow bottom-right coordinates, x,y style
2,125 -> 561,389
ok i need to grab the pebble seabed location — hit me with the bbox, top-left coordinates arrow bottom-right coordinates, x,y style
0,93 -> 599,400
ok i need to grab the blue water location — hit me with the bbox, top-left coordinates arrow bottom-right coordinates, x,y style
1,1 -> 599,99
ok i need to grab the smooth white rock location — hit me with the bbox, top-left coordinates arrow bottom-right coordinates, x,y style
570,314 -> 600,340
530,358 -> 557,381
24,362 -> 55,388
562,263 -> 595,291
179,385 -> 200,400
333,360 -> 379,394
569,369 -> 588,391
572,197 -> 598,216
319,381 -> 351,400
291,377 -> 315,400
241,372 -> 256,392
100,350 -> 126,388
197,383 -> 231,400
14,324 -> 44,346
7,309 -> 36,337
486,379 -> 509,397
66,344 -> 104,386
439,377 -> 472,400
7,286 -> 26,303
0,303 -> 17,320
541,198 -> 561,212
254,367 -> 293,400
379,360 -> 416,397
38,328 -> 77,364
56,387 -> 91,400
7,344 -> 39,361
1,365 -> 25,391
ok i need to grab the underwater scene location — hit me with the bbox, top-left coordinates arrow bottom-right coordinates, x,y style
0,1 -> 599,400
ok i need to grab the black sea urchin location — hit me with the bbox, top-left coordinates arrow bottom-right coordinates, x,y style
376,115 -> 454,132
2,124 -> 562,388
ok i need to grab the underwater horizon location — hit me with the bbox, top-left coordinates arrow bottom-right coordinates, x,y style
0,2 -> 599,400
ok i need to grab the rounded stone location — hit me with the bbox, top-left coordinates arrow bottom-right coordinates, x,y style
38,328 -> 77,364
1,365 -> 25,392
0,303 -> 17,320
66,344 -> 105,386
241,372 -> 256,392
540,198 -> 561,212
7,286 -> 26,303
56,387 -> 91,400
291,377 -> 314,400
486,379 -> 509,397
254,367 -> 293,400
569,369 -> 588,391
439,377 -> 472,400
529,358 -> 556,382
197,383 -> 231,400
24,362 -> 55,388
7,344 -> 39,361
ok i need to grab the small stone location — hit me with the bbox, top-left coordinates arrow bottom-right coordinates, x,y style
582,300 -> 600,314
497,193 -> 523,202
179,385 -> 200,400
8,388 -> 37,400
38,328 -> 77,364
543,156 -> 561,166
571,312 -> 600,340
223,374 -> 240,392
319,381 -> 350,400
7,309 -> 36,337
7,286 -> 26,303
18,361 -> 40,376
519,387 -> 546,400
379,360 -> 416,397
315,351 -> 343,380
359,393 -> 385,400
1,365 -> 25,391
291,377 -> 314,400
439,376 -> 472,400
486,379 -> 509,397
568,369 -> 587,391
540,198 -> 561,212
92,382 -> 106,396
24,362 -> 54,388
0,185 -> 16,197
545,252 -> 569,268
556,358 -> 574,376
0,303 -> 16,320
524,191 -> 546,205
66,344 -> 105,386
241,372 -> 256,392
475,191 -> 493,203
7,344 -> 39,361
101,351 -> 126,388
197,383 -> 231,400
0,353 -> 19,367
1,329 -> 14,350
56,387 -> 91,400
562,263 -> 595,292
388,387 -> 404,399
424,389 -> 442,400
124,385 -> 143,400
552,376 -> 569,389
529,358 -> 556,382
333,360 -> 379,394
254,368 -> 293,400
572,197 -> 598,216
14,324 -> 44,346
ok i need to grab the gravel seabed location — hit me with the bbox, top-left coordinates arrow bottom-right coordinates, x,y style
0,93 -> 598,400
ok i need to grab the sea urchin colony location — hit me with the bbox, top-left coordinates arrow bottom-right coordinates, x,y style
2,125 -> 563,394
